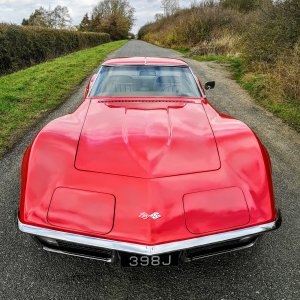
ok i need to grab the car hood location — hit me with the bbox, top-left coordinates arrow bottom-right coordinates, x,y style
75,98 -> 220,178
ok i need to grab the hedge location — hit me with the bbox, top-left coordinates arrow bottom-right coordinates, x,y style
0,24 -> 110,75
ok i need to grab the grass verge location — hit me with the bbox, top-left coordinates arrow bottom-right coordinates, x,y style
173,47 -> 191,55
192,55 -> 300,132
0,40 -> 127,156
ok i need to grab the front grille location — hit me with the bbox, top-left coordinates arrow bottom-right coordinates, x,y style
186,236 -> 259,261
57,241 -> 113,260
36,237 -> 113,261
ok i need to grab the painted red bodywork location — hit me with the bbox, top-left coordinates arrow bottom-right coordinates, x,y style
48,188 -> 115,235
19,58 -> 277,246
183,187 -> 250,234
75,100 -> 220,177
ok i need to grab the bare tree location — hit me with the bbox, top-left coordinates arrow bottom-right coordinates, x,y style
161,0 -> 179,16
190,0 -> 199,8
52,6 -> 72,29
155,13 -> 164,21
22,5 -> 72,29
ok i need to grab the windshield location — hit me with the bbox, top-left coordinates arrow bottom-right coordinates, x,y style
90,66 -> 201,98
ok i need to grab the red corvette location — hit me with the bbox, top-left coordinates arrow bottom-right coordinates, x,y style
18,57 -> 281,266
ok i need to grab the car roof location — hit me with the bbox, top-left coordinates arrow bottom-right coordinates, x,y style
103,57 -> 188,66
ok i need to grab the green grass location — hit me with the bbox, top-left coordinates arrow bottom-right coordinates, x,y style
173,47 -> 191,55
192,55 -> 244,78
0,40 -> 127,156
193,55 -> 300,132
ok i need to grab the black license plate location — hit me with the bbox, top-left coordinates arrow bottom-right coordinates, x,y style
120,252 -> 180,267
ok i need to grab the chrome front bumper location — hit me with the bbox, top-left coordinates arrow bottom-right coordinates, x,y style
18,211 -> 281,262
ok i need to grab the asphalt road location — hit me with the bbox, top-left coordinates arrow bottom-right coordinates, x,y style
0,40 -> 299,300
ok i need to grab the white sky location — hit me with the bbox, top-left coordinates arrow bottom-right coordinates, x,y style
0,0 -> 193,33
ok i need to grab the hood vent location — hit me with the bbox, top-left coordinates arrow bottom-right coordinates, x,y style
98,99 -> 196,104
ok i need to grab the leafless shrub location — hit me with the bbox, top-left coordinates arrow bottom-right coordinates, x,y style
265,43 -> 300,103
139,4 -> 242,50
242,0 -> 300,64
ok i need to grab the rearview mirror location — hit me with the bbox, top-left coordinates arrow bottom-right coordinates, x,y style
204,81 -> 215,90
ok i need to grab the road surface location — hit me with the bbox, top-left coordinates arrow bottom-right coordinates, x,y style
0,40 -> 299,300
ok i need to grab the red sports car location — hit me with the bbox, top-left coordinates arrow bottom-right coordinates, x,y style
18,57 -> 281,267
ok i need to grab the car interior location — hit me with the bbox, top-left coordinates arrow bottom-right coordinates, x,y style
106,75 -> 182,94
91,67 -> 201,97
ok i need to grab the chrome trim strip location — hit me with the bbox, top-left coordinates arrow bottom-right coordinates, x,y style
189,66 -> 205,98
18,218 -> 279,256
87,66 -> 102,97
43,246 -> 112,262
90,64 -> 203,98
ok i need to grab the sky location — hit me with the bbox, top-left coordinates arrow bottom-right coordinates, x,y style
0,0 -> 193,33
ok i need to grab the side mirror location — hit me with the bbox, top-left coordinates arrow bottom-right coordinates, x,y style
204,81 -> 215,90
84,73 -> 98,99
